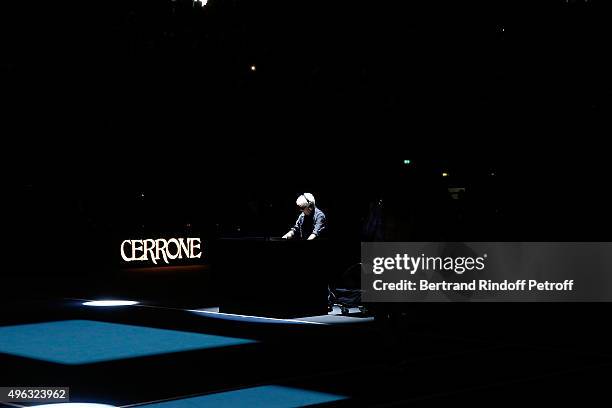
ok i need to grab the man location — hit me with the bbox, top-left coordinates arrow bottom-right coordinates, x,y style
282,193 -> 327,240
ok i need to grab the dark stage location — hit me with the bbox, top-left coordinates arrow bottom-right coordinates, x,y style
2,298 -> 612,407
4,0 -> 612,406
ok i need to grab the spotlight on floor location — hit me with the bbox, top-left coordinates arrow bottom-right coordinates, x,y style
32,404 -> 116,408
82,300 -> 139,307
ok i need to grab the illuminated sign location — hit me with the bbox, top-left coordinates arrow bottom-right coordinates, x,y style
121,238 -> 202,265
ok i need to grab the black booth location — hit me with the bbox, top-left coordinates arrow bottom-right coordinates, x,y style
212,238 -> 332,318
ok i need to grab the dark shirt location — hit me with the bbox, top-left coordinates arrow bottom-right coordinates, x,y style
291,207 -> 327,239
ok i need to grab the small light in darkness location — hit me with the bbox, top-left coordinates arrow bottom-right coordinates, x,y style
83,300 -> 140,307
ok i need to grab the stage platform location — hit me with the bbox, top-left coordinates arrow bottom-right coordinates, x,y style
1,298 -> 611,407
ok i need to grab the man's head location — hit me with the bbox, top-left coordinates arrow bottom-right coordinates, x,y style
296,193 -> 316,215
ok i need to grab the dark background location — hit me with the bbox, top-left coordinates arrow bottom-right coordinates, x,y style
3,0 -> 611,280
2,3 -> 611,404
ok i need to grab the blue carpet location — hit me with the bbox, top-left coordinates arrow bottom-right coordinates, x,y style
0,320 -> 256,365
141,385 -> 348,408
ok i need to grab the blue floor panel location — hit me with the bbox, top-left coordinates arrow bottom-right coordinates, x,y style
141,385 -> 348,408
0,320 -> 256,365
